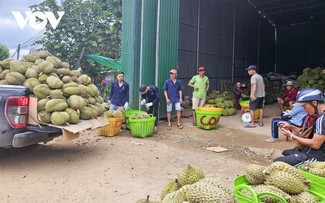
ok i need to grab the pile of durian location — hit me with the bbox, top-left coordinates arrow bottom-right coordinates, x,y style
0,51 -> 105,126
243,161 -> 319,203
205,90 -> 237,116
300,161 -> 325,178
104,109 -> 124,118
295,67 -> 325,92
137,164 -> 236,203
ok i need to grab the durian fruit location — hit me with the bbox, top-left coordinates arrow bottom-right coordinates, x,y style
38,74 -> 48,83
10,60 -> 27,74
0,59 -> 13,69
88,97 -> 97,105
290,191 -> 318,203
65,108 -> 80,124
86,84 -> 99,97
77,74 -> 91,85
62,76 -> 72,83
24,54 -> 40,63
80,107 -> 94,120
46,76 -> 64,89
67,95 -> 85,111
38,110 -> 51,123
264,171 -> 306,195
160,179 -> 181,201
33,50 -> 51,59
263,161 -> 306,183
5,72 -> 26,85
70,70 -> 81,77
33,84 -> 51,99
0,69 -> 10,79
112,110 -> 123,118
61,62 -> 70,69
104,110 -> 114,118
57,68 -> 71,76
37,98 -> 50,111
49,89 -> 65,99
46,56 -> 62,68
185,180 -> 235,203
305,167 -> 325,177
245,164 -> 266,185
78,84 -> 88,97
34,58 -> 45,65
96,95 -> 104,104
177,165 -> 205,187
51,111 -> 70,125
23,78 -> 40,93
253,184 -> 291,203
302,161 -> 325,169
63,86 -> 80,96
25,67 -> 39,78
136,195 -> 160,203
162,185 -> 190,203
37,61 -> 54,74
45,99 -> 68,112
198,178 -> 233,196
0,80 -> 9,85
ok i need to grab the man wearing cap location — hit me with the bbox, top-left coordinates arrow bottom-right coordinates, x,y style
245,65 -> 265,128
274,88 -> 325,166
139,85 -> 160,133
163,69 -> 183,130
187,66 -> 210,126
106,71 -> 129,111
278,81 -> 298,114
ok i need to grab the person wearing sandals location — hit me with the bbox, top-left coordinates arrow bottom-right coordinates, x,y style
139,85 -> 160,134
274,88 -> 325,166
245,65 -> 265,128
163,69 -> 184,130
187,66 -> 210,126
265,106 -> 307,143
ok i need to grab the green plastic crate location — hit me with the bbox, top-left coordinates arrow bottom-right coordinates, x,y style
129,116 -> 155,138
195,107 -> 222,130
233,175 -> 325,203
124,109 -> 147,129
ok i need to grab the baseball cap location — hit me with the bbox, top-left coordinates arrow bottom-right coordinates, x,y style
198,66 -> 205,71
284,81 -> 294,86
246,65 -> 257,71
169,69 -> 177,74
139,85 -> 147,94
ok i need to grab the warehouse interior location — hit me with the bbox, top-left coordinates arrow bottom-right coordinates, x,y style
178,0 -> 325,96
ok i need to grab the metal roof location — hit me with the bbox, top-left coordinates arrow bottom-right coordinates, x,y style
247,0 -> 325,28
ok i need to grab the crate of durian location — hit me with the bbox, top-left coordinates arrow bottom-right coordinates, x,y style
99,109 -> 124,137
129,113 -> 155,138
233,162 -> 325,203
298,162 -> 325,194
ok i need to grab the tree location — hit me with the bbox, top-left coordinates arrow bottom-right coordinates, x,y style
30,0 -> 122,83
0,44 -> 9,60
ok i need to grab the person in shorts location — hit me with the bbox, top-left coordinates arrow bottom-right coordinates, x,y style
163,69 -> 183,130
187,66 -> 210,126
245,65 -> 265,128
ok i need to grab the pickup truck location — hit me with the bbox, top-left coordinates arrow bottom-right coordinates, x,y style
0,85 -> 62,148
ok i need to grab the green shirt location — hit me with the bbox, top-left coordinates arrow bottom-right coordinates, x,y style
189,75 -> 209,99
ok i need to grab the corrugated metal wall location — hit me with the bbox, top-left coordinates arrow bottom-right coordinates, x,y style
122,0 -> 180,117
178,0 -> 275,98
277,19 -> 325,74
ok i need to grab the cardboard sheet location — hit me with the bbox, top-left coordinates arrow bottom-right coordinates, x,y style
28,95 -> 109,140
206,146 -> 229,153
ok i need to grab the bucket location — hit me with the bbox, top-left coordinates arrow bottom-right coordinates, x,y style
98,117 -> 123,137
195,107 -> 222,130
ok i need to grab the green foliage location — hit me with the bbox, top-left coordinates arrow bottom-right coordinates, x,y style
30,0 -> 122,84
0,44 -> 9,60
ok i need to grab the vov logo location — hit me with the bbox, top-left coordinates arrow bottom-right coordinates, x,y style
12,11 -> 65,30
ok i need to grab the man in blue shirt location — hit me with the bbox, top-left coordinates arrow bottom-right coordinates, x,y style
163,69 -> 183,130
106,71 -> 129,111
139,85 -> 160,133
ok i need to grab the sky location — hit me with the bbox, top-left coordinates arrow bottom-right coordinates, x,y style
0,0 -> 49,59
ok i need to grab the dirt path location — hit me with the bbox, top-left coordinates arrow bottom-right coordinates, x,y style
0,103 -> 295,202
